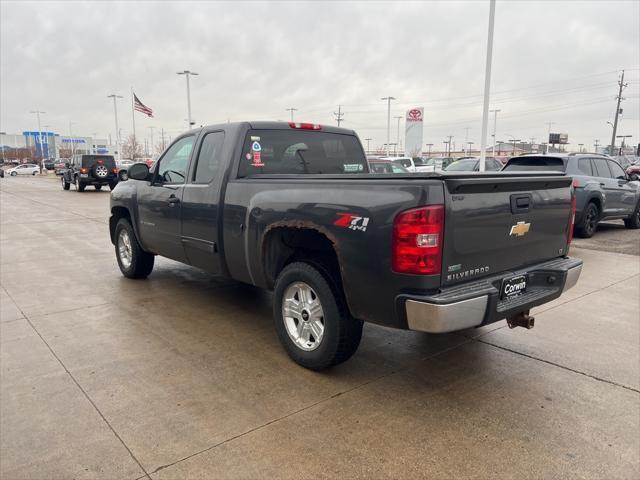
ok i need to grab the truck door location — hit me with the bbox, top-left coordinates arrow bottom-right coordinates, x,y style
180,131 -> 225,273
136,135 -> 195,262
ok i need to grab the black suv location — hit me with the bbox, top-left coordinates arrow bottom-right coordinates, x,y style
503,153 -> 640,237
61,154 -> 118,192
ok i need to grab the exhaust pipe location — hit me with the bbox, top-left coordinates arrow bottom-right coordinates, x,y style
507,311 -> 535,329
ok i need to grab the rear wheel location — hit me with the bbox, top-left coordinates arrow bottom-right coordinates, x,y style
95,185 -> 102,191
61,176 -> 70,190
114,218 -> 154,278
75,176 -> 85,192
32,171 -> 37,175
10,171 -> 16,176
273,261 -> 363,370
119,170 -> 128,181
109,181 -> 118,191
575,202 -> 599,238
624,202 -> 640,229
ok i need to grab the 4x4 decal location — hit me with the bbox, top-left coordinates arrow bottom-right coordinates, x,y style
334,213 -> 370,232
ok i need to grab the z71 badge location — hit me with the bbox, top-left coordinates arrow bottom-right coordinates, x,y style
334,213 -> 370,232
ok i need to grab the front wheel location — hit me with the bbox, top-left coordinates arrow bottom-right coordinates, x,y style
119,171 -> 128,181
75,176 -> 85,192
109,181 -> 118,191
61,176 -> 70,190
114,219 -> 155,278
273,262 -> 362,370
32,171 -> 37,175
10,171 -> 16,176
624,202 -> 640,229
95,185 -> 102,190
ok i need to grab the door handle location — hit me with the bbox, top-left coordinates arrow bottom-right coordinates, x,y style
599,183 -> 606,187
168,196 -> 180,206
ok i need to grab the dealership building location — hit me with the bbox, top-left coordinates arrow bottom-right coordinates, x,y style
0,131 -> 115,160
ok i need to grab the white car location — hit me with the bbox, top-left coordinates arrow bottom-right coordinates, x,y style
379,156 -> 436,173
6,164 -> 39,176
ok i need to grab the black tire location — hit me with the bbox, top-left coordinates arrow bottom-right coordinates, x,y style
575,201 -> 599,238
10,171 -> 16,176
61,176 -> 70,190
119,170 -> 128,181
624,202 -> 640,229
32,171 -> 37,175
95,185 -> 102,190
273,261 -> 363,370
109,181 -> 118,191
75,176 -> 85,192
114,218 -> 155,279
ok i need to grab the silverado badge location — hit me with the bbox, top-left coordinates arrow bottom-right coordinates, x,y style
509,221 -> 531,237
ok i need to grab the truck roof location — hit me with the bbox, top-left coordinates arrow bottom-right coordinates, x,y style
190,121 -> 357,136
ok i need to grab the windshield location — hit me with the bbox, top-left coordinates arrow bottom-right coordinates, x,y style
444,159 -> 478,171
413,157 -> 433,166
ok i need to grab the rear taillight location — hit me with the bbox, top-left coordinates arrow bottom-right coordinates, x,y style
289,122 -> 321,130
112,168 -> 118,173
392,205 -> 444,275
567,180 -> 577,245
80,167 -> 89,174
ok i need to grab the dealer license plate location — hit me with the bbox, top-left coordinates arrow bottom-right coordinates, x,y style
501,275 -> 527,299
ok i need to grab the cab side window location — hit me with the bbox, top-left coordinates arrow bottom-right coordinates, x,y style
192,132 -> 224,184
155,136 -> 195,184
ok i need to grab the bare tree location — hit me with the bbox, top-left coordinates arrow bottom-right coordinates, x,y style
122,135 -> 144,160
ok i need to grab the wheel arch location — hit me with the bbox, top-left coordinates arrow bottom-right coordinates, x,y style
109,206 -> 133,245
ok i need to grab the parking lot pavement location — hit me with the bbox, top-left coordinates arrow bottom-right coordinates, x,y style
1,176 -> 639,479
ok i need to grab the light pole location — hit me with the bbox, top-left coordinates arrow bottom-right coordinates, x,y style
30,110 -> 45,172
286,107 -> 298,122
177,70 -> 198,129
425,143 -> 433,156
578,143 -> 584,153
381,96 -> 395,155
394,115 -> 402,154
545,122 -> 555,153
489,108 -> 500,157
148,126 -> 155,157
364,138 -> 372,154
464,127 -> 470,156
505,134 -> 520,155
478,0 -> 496,172
594,139 -> 600,152
69,122 -> 76,160
467,142 -> 474,155
107,94 -> 123,161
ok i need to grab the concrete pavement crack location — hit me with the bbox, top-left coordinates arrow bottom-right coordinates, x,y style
476,338 -> 640,394
1,287 -> 152,480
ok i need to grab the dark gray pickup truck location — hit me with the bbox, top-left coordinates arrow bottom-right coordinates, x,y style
109,121 -> 582,370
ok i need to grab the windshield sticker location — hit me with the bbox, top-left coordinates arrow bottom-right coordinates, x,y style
251,141 -> 262,152
252,151 -> 264,167
343,163 -> 364,173
250,136 -> 260,141
245,153 -> 252,160
334,213 -> 370,232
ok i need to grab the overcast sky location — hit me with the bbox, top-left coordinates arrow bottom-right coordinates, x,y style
1,0 -> 638,152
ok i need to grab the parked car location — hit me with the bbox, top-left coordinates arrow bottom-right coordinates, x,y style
613,155 -> 640,179
43,158 -> 56,170
54,159 -> 67,175
61,154 -> 118,192
116,159 -> 136,180
502,153 -> 640,237
443,157 -> 504,172
368,158 -> 409,174
428,157 -> 456,170
109,121 -> 582,370
6,164 -> 39,176
380,156 -> 435,173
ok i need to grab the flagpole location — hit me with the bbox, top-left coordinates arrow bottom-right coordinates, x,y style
131,87 -> 136,147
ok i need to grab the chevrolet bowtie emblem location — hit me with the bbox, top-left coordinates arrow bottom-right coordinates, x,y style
510,221 -> 531,237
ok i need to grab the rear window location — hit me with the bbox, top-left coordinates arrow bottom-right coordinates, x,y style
444,159 -> 478,171
369,162 -> 393,174
502,156 -> 566,172
393,158 -> 412,168
237,130 -> 366,176
82,155 -> 115,167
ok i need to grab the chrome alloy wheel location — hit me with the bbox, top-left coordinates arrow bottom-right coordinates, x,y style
282,281 -> 325,351
95,165 -> 109,177
117,229 -> 133,269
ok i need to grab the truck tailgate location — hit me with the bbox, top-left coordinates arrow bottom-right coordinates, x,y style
442,175 -> 573,286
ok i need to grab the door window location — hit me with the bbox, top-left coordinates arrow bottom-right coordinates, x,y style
592,158 -> 612,178
577,158 -> 593,176
192,132 -> 224,184
155,136 -> 195,184
608,160 -> 626,179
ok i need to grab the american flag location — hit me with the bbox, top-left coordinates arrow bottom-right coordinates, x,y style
133,93 -> 153,117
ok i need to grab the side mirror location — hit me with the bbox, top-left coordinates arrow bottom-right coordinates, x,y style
630,173 -> 639,181
128,163 -> 151,181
